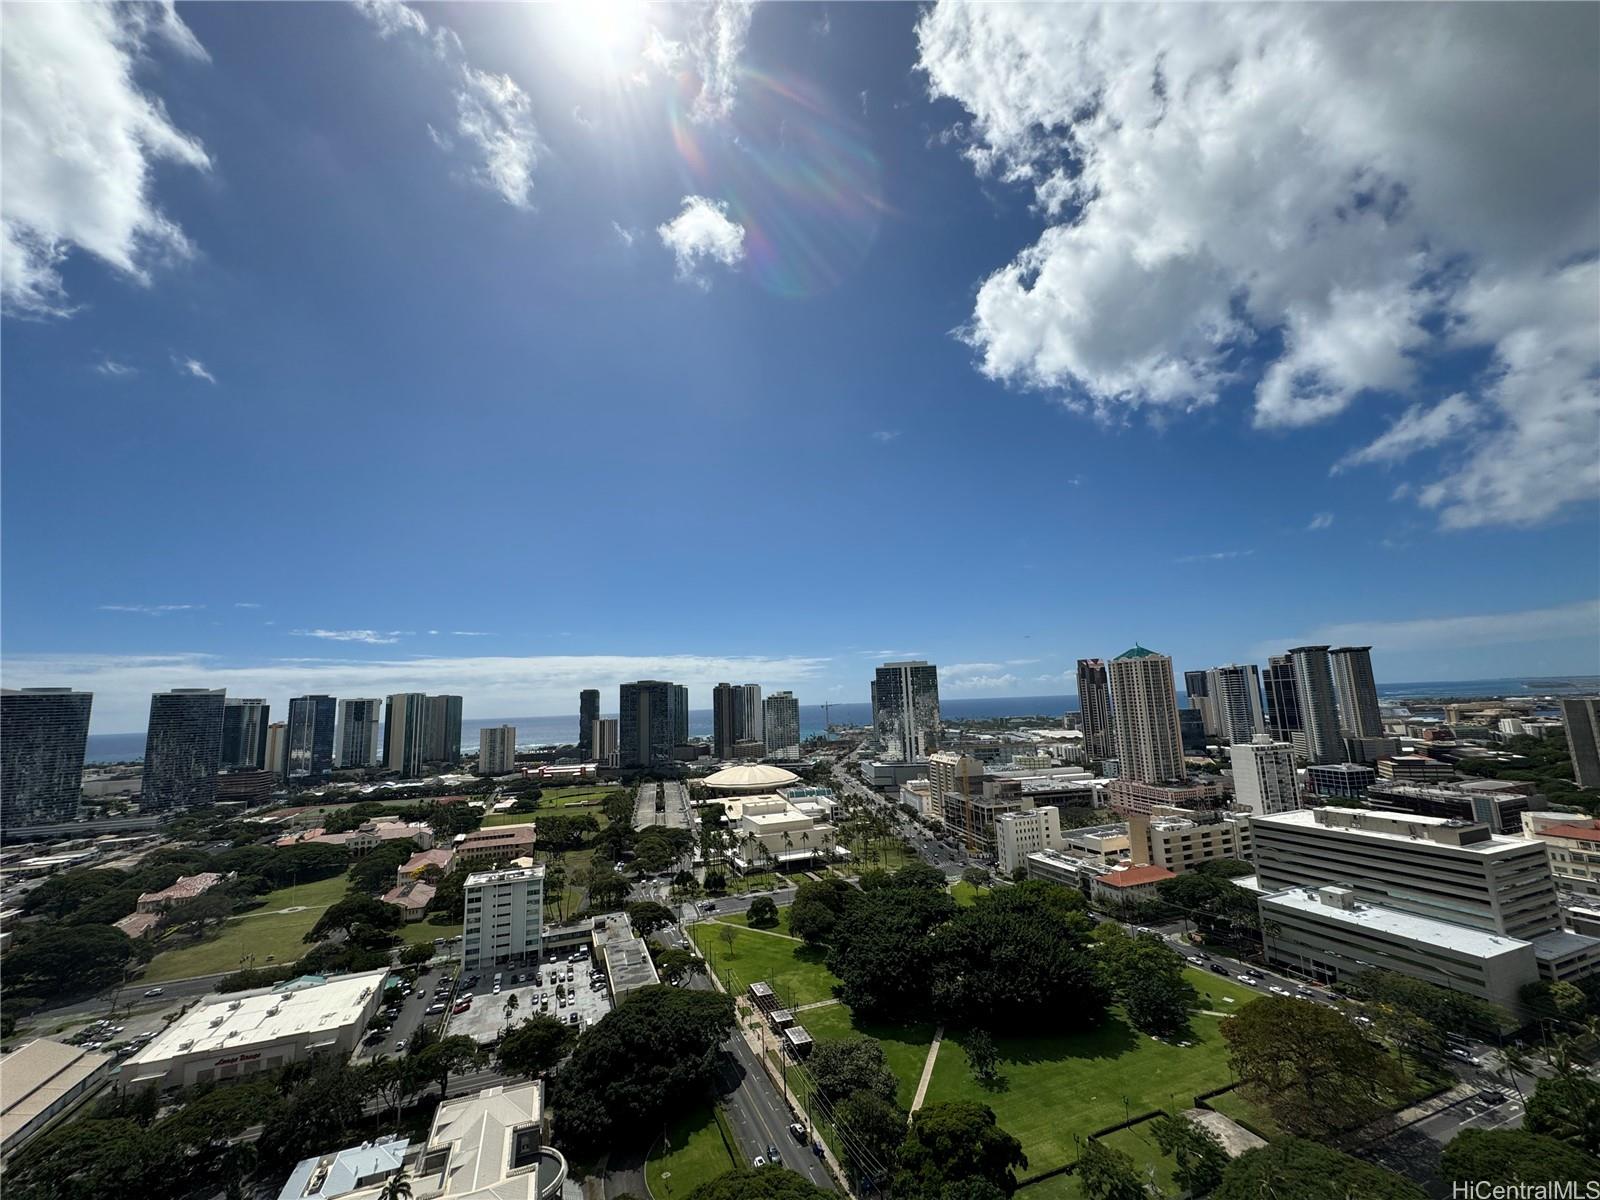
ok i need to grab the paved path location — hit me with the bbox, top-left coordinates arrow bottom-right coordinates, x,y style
711,921 -> 805,943
909,1025 -> 945,1115
794,999 -> 840,1012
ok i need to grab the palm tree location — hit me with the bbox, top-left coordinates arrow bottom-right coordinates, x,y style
502,993 -> 519,1030
379,1167 -> 414,1200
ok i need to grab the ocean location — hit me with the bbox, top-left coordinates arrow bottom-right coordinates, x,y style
81,675 -> 1599,763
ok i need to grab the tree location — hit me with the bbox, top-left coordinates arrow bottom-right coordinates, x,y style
1222,996 -> 1406,1137
348,839 -> 423,895
503,993 -> 520,1030
305,893 -> 403,943
895,1101 -> 1028,1198
717,923 -> 738,955
1094,924 -> 1197,1038
1346,969 -> 1507,1046
1212,1137 -> 1426,1200
1440,1128 -> 1600,1187
684,1166 -> 834,1200
828,882 -> 957,1019
807,1037 -> 900,1106
2,1117 -> 170,1200
1151,1113 -> 1227,1195
625,900 -> 677,937
789,876 -> 853,946
583,861 -> 630,912
1074,1137 -> 1146,1200
653,946 -> 705,986
6,925 -> 137,999
965,1029 -> 999,1086
1525,1053 -> 1600,1154
961,866 -> 991,893
258,1058 -> 375,1166
550,985 -> 736,1153
378,1167 -> 414,1200
400,941 -> 435,966
836,1091 -> 908,1184
747,896 -> 780,928
497,1014 -> 574,1079
412,1034 -> 481,1100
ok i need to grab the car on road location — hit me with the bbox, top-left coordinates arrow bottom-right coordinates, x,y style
1476,1090 -> 1508,1106
1187,956 -> 1206,965
1295,986 -> 1315,997
1450,1048 -> 1481,1065
767,1144 -> 780,1161
493,983 -> 502,995
1268,986 -> 1289,996
752,1156 -> 766,1168
427,1003 -> 447,1015
789,1123 -> 807,1143
1237,974 -> 1262,986
143,988 -> 164,998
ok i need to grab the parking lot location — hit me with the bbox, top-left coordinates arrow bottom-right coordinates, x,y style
445,949 -> 614,1045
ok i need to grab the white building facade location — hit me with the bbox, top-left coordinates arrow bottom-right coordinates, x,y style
1229,735 -> 1301,815
336,698 -> 381,769
462,867 -> 545,973
995,806 -> 1064,876
478,726 -> 517,775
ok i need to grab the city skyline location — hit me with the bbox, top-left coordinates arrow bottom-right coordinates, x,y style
2,3 -> 1596,733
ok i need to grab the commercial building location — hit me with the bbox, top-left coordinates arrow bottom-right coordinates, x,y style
396,1081 -> 565,1200
462,866 -> 544,973
1,687 -> 93,827
1178,708 -> 1207,754
122,971 -> 390,1091
427,695 -> 464,766
478,725 -> 517,775
995,806 -> 1064,876
1377,755 -> 1456,784
220,698 -> 269,770
1229,736 -> 1300,815
591,718 -> 618,767
619,680 -> 674,767
718,794 -> 838,871
0,1038 -> 112,1157
578,689 -> 600,758
455,824 -> 538,868
1184,670 -> 1213,737
384,693 -> 431,777
264,722 -> 288,779
593,914 -> 660,997
216,769 -> 275,806
1262,655 -> 1301,744
873,660 -> 941,763
1559,697 -> 1600,788
1205,664 -> 1265,747
1522,813 -> 1600,899
1305,762 -> 1376,798
1131,811 -> 1253,873
143,688 -> 226,812
1341,735 -> 1403,765
335,699 -> 381,769
1023,847 -> 1108,895
736,684 -> 762,748
1287,647 -> 1343,765
287,694 -> 338,781
1076,659 -> 1115,761
899,778 -> 932,815
927,751 -> 983,828
1329,646 -> 1383,738
1091,863 -> 1176,909
1107,646 -> 1184,784
1106,776 -> 1228,818
713,682 -> 739,760
1365,779 -> 1532,836
764,691 -> 800,758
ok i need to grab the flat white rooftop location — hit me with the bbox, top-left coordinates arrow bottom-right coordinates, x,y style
129,970 -> 388,1064
1261,887 -> 1530,958
1253,807 -> 1535,857
465,866 -> 545,887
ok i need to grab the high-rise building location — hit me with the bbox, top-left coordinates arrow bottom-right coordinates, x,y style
426,695 -> 463,765
336,698 -> 381,769
286,694 -> 337,780
1076,659 -> 1114,761
712,683 -> 739,760
1107,646 -> 1185,785
1,687 -> 92,827
619,680 -> 674,767
220,698 -> 269,770
1288,646 -> 1343,765
1329,646 -> 1383,738
384,693 -> 430,777
1262,655 -> 1302,743
737,684 -> 762,746
592,718 -> 619,767
764,691 -> 800,758
578,689 -> 600,757
143,689 -> 226,812
873,661 -> 940,763
1560,697 -> 1600,789
1183,670 -> 1216,737
479,725 -> 517,775
671,684 -> 691,747
1205,664 -> 1265,746
462,866 -> 544,973
264,722 -> 288,779
1229,735 -> 1300,815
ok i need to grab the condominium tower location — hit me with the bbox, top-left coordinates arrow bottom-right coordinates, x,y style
336,698 -> 381,768
384,693 -> 430,777
713,683 -> 739,760
1106,647 -> 1184,785
286,694 -> 337,780
143,688 -> 226,812
1288,646 -> 1343,765
478,725 -> 517,775
426,695 -> 463,766
873,661 -> 940,763
1229,735 -> 1300,815
619,680 -> 674,767
671,683 -> 691,748
1076,659 -> 1114,761
220,698 -> 270,770
462,866 -> 545,973
1262,655 -> 1302,742
1,687 -> 93,827
578,689 -> 600,758
591,718 -> 619,767
1560,697 -> 1600,789
764,691 -> 800,758
1329,646 -> 1383,738
1205,664 -> 1265,746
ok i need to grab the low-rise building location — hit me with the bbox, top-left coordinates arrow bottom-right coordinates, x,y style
995,807 -> 1064,876
1523,812 -> 1600,900
719,794 -> 838,871
1090,863 -> 1176,909
398,848 -> 456,882
1377,755 -> 1456,784
1366,779 -> 1533,835
1305,762 -> 1375,799
113,911 -> 161,939
123,971 -> 389,1091
455,824 -> 537,868
899,779 -> 932,816
1063,824 -> 1132,861
593,914 -> 659,997
1024,848 -> 1109,896
278,1135 -> 410,1200
382,879 -> 436,921
1131,811 -> 1253,873
1106,777 -> 1228,817
0,1039 -> 113,1157
136,871 -> 227,914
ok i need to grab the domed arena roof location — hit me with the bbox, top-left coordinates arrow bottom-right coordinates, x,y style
701,763 -> 801,793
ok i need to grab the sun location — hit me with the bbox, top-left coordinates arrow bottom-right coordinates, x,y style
545,0 -> 651,77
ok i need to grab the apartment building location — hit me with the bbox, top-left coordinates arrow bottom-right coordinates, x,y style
1228,735 -> 1300,815
462,867 -> 544,973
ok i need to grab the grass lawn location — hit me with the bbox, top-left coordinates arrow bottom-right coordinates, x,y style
798,1002 -> 935,1108
924,1012 -> 1236,1180
397,919 -> 457,948
646,1101 -> 738,1198
690,921 -> 840,1008
1183,967 -> 1262,1010
1203,1087 -> 1284,1141
542,787 -> 621,808
142,871 -> 354,981
481,812 -> 548,827
840,838 -> 916,874
949,880 -> 990,907
713,905 -> 794,936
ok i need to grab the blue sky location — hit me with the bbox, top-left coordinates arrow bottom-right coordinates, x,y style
3,1 -> 1597,732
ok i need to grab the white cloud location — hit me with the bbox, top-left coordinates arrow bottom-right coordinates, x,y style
1333,393 -> 1481,474
233,602 -> 261,609
1306,512 -> 1335,532
1174,550 -> 1254,564
99,603 -> 200,616
916,4 -> 1599,527
95,360 -> 135,377
657,196 -> 745,286
175,355 -> 215,383
612,221 -> 638,248
689,0 -> 755,122
870,430 -> 900,443
451,631 -> 494,637
291,629 -> 411,645
354,0 -> 541,209
1,1 -> 211,317
4,650 -> 834,732
1258,598 -> 1600,659
942,665 -> 1022,695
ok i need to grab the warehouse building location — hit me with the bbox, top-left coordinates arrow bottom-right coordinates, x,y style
0,1039 -> 112,1158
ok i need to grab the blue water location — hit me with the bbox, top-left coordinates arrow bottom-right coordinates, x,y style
82,676 -> 1598,762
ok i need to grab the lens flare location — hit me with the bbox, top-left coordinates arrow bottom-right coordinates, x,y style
668,69 -> 886,299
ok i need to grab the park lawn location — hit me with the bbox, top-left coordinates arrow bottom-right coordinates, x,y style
1203,1087 -> 1285,1141
714,905 -> 794,936
797,1001 -> 934,1109
949,881 -> 986,907
143,907 -> 332,981
1184,967 -> 1261,1011
481,812 -> 548,828
646,1100 -> 738,1198
542,787 -> 621,808
690,922 -> 840,1008
841,838 -> 916,874
397,919 -> 456,948
246,870 -> 351,914
923,1012 -> 1235,1180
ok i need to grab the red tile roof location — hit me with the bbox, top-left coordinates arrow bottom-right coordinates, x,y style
1094,864 -> 1177,888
